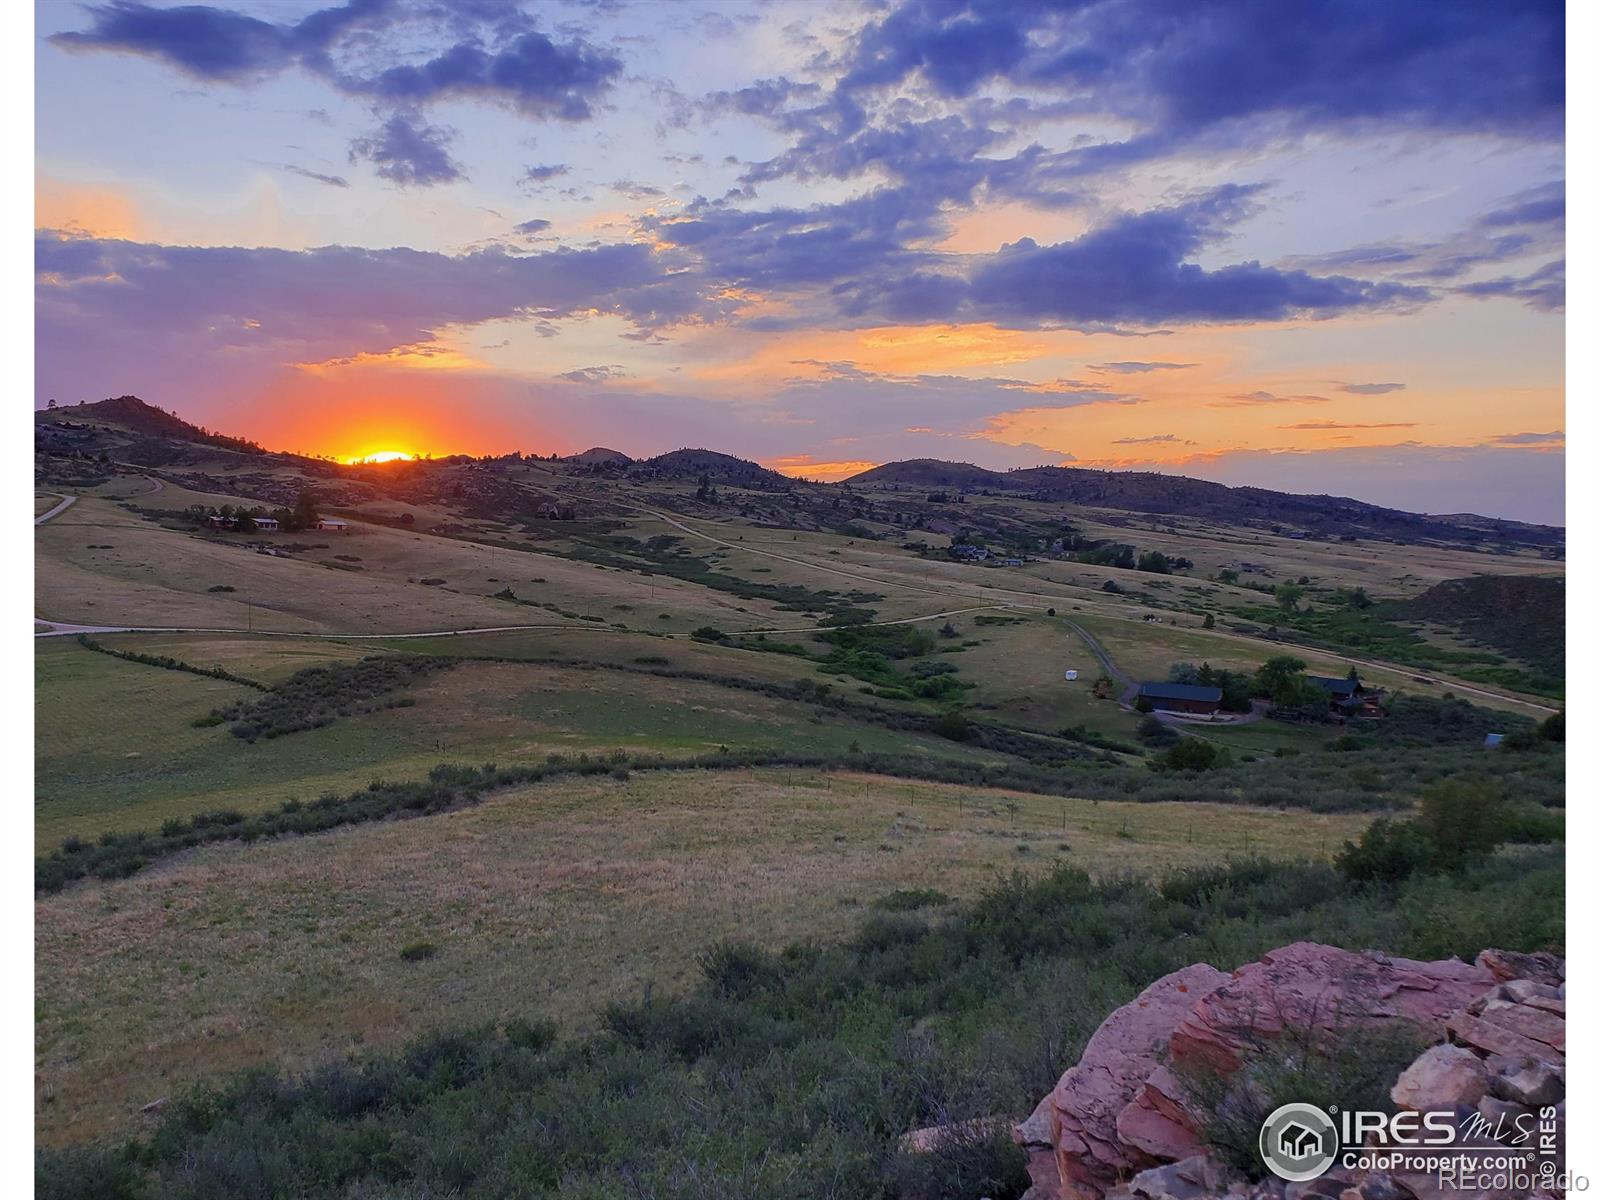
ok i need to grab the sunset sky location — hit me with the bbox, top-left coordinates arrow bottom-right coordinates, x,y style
35,0 -> 1565,522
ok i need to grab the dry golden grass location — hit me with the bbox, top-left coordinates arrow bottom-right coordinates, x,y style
34,767 -> 1370,1146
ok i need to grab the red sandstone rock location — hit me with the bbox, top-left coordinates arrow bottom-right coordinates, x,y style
1117,1067 -> 1206,1162
1048,962 -> 1229,1200
1167,943 -> 1495,1074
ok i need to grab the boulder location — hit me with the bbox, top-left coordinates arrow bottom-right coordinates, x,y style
1487,1057 -> 1563,1108
1475,1095 -> 1532,1140
1391,1044 -> 1488,1111
1448,1013 -> 1558,1065
1048,962 -> 1229,1199
1168,944 -> 1494,1074
1475,949 -> 1563,987
1109,1154 -> 1238,1200
1500,979 -> 1563,1012
1017,1095 -> 1065,1200
1477,999 -> 1564,1053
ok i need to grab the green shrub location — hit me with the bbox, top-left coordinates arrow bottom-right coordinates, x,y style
1150,739 -> 1229,772
1181,1020 -> 1428,1178
503,1018 -> 557,1052
1335,817 -> 1438,882
884,1120 -> 1030,1200
399,941 -> 438,962
1415,777 -> 1513,868
873,888 -> 952,912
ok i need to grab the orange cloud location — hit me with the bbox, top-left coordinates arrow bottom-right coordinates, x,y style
295,342 -> 487,375
690,323 -> 1070,386
36,176 -> 147,240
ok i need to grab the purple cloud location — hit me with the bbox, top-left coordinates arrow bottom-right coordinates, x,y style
1337,382 -> 1406,395
1091,361 -> 1198,374
53,1 -> 622,119
1490,430 -> 1564,445
349,113 -> 463,187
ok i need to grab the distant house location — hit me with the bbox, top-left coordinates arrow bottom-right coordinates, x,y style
1308,675 -> 1385,718
949,544 -> 989,562
253,516 -> 279,532
535,501 -> 577,520
207,515 -> 234,530
1137,682 -> 1223,715
1001,557 -> 1023,566
316,518 -> 349,532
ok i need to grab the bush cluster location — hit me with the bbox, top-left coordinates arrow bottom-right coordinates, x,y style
216,656 -> 450,741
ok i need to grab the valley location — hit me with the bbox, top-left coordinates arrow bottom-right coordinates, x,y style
33,397 -> 1565,1170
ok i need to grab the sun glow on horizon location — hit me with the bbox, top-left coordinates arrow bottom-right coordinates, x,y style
345,449 -> 415,464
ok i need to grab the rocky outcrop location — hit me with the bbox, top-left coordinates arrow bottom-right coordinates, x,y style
1390,1044 -> 1488,1111
1009,944 -> 1564,1200
1045,962 -> 1230,1199
1165,943 -> 1494,1074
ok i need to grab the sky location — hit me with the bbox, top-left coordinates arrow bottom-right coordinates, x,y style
34,0 -> 1565,523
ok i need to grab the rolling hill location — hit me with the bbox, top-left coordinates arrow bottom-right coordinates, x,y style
849,459 -> 1563,548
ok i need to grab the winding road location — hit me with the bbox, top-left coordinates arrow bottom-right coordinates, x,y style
34,494 -> 77,525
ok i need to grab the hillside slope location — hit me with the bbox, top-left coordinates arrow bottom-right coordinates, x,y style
1398,574 -> 1565,676
849,459 -> 1563,548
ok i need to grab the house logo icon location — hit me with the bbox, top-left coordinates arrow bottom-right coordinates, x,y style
1259,1103 -> 1339,1182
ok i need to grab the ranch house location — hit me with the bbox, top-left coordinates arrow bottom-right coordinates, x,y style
1308,675 -> 1385,718
1136,681 -> 1222,715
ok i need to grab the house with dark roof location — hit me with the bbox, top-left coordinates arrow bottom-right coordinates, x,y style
1308,674 -> 1385,718
1136,681 -> 1223,716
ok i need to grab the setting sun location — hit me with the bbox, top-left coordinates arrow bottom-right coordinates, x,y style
345,450 -> 414,464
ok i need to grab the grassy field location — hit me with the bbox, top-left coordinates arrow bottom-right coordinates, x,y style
34,635 -> 993,849
34,766 -> 1372,1146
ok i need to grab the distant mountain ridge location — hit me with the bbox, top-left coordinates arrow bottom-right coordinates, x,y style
847,459 -> 1562,547
34,398 -> 1561,547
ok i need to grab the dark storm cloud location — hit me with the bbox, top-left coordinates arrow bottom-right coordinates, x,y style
349,113 -> 464,186
51,0 -> 388,81
960,186 -> 1424,328
329,27 -> 623,119
52,1 -> 623,118
836,0 -> 1563,151
654,184 -> 1423,330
